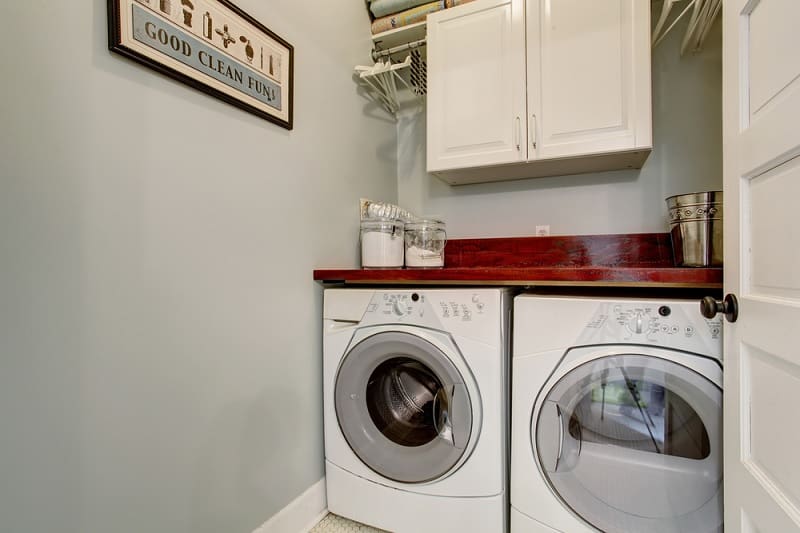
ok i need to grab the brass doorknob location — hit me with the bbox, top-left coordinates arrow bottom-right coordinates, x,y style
700,294 -> 739,323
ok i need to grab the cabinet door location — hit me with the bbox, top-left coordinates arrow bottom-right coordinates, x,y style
427,0 -> 526,172
526,0 -> 651,160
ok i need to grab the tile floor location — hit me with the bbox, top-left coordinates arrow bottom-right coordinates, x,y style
309,513 -> 390,533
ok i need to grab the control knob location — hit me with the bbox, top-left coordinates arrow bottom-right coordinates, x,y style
626,311 -> 650,335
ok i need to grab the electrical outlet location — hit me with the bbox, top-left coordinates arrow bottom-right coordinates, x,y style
535,225 -> 550,236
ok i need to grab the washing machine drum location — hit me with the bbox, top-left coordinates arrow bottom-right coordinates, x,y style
335,331 -> 474,484
534,353 -> 722,533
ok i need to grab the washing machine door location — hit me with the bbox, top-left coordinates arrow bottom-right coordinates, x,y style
533,351 -> 722,533
335,330 -> 474,483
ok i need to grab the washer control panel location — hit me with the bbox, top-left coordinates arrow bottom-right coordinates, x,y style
366,291 -> 489,323
436,294 -> 486,322
353,289 -> 508,346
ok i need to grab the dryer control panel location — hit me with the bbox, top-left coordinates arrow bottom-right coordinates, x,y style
578,301 -> 723,358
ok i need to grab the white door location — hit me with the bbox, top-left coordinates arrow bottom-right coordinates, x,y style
723,0 -> 800,531
526,0 -> 651,161
426,0 -> 526,172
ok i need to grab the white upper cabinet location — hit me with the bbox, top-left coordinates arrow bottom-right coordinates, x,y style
427,0 -> 652,185
528,0 -> 651,159
426,0 -> 526,172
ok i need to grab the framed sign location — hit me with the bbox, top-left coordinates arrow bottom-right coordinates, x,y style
108,0 -> 294,129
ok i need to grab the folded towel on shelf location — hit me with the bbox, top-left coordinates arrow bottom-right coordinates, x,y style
370,0 -> 433,18
371,1 -> 445,34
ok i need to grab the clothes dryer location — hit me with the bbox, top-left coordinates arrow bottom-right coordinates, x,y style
324,289 -> 511,533
511,295 -> 723,533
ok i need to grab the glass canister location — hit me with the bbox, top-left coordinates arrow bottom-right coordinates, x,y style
360,217 -> 404,269
404,219 -> 447,268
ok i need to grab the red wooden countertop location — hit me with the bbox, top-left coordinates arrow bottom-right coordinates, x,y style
313,233 -> 723,288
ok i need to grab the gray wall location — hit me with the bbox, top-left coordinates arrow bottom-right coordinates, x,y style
397,14 -> 722,238
0,2 -> 396,533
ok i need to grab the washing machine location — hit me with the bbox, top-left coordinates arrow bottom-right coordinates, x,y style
511,295 -> 723,533
323,288 -> 511,533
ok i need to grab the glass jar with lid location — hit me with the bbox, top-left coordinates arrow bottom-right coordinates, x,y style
360,217 -> 404,269
404,219 -> 446,268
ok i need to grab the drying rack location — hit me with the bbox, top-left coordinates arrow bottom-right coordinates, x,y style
355,22 -> 428,117
651,0 -> 721,54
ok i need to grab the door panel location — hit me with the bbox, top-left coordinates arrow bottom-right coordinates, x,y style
747,1 -> 800,116
744,344 -> 800,512
748,157 -> 800,299
740,0 -> 800,179
724,0 -> 800,530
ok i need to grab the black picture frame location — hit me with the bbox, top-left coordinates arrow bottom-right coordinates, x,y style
108,0 -> 294,129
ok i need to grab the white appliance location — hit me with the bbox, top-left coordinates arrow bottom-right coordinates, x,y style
323,288 -> 511,533
511,295 -> 724,533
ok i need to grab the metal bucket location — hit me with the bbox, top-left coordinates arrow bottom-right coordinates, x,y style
666,191 -> 723,267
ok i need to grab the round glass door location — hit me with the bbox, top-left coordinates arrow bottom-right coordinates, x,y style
336,331 -> 473,483
534,354 -> 722,533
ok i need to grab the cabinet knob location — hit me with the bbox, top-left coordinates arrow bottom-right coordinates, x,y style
700,294 -> 738,323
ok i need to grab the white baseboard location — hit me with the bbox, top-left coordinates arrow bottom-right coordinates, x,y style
253,477 -> 327,533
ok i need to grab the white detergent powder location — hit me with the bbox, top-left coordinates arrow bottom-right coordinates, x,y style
405,245 -> 444,268
361,231 -> 404,267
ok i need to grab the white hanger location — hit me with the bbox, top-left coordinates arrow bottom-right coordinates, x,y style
355,61 -> 393,112
365,59 -> 406,113
653,0 -> 703,48
358,68 -> 397,112
700,1 -> 722,41
683,0 -> 721,55
354,55 -> 418,116
652,0 -> 720,54
651,0 -> 680,46
679,0 -> 707,54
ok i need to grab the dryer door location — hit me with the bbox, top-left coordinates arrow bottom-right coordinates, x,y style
335,331 -> 474,483
533,353 -> 722,533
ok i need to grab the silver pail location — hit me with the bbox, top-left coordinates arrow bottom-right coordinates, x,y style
666,191 -> 723,267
